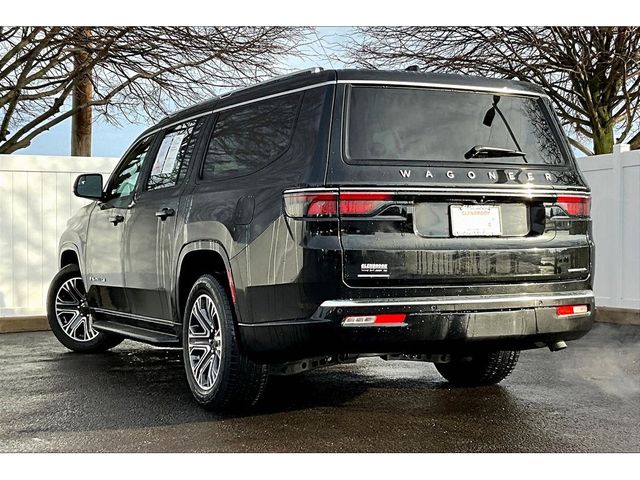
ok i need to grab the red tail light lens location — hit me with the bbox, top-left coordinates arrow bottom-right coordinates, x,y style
284,191 -> 393,218
307,194 -> 339,216
555,196 -> 591,217
284,192 -> 338,218
340,193 -> 393,216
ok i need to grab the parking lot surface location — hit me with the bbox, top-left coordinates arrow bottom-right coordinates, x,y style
0,323 -> 638,452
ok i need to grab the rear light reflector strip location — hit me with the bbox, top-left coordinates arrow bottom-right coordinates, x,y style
556,305 -> 589,316
342,313 -> 407,327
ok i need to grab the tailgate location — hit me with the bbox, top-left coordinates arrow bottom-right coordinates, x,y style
338,188 -> 591,288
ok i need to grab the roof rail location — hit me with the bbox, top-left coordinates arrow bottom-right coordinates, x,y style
218,67 -> 324,99
165,68 -> 324,120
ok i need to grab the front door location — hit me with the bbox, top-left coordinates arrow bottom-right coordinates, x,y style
84,135 -> 154,314
123,119 -> 205,322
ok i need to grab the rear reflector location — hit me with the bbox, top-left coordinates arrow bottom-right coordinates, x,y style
342,313 -> 407,327
556,305 -> 588,316
555,196 -> 591,217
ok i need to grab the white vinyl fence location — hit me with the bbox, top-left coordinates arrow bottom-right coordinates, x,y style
0,149 -> 638,319
577,147 -> 640,311
0,155 -> 118,317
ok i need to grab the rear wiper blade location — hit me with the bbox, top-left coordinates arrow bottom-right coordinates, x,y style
464,145 -> 527,160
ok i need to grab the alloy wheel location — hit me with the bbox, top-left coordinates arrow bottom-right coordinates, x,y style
54,276 -> 98,342
187,293 -> 223,391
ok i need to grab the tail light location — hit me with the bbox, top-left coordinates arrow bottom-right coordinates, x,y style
554,195 -> 591,217
284,191 -> 393,219
340,193 -> 393,215
284,192 -> 338,218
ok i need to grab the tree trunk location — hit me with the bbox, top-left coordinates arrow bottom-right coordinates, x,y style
591,123 -> 615,155
589,103 -> 615,155
71,29 -> 92,157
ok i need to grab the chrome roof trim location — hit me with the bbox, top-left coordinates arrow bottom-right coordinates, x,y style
140,80 -> 336,139
338,79 -> 549,98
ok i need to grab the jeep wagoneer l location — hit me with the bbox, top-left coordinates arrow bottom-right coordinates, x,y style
48,68 -> 594,410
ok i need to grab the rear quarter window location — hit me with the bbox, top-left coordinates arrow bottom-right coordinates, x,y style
202,92 -> 302,180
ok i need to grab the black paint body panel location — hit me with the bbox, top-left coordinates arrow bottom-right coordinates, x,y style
61,69 -> 595,363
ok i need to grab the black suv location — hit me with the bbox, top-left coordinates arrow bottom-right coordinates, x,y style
48,68 -> 594,410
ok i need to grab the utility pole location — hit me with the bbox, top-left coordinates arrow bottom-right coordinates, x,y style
70,28 -> 93,157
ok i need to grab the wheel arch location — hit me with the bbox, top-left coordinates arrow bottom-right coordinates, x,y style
175,241 -> 240,325
59,243 -> 81,270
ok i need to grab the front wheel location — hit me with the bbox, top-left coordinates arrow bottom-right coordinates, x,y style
47,264 -> 123,352
182,274 -> 268,410
435,350 -> 520,386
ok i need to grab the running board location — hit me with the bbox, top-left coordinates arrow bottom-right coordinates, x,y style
93,320 -> 180,346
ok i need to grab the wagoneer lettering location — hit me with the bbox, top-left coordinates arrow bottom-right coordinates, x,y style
48,68 -> 594,411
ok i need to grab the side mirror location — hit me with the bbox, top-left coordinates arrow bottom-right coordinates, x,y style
74,174 -> 104,200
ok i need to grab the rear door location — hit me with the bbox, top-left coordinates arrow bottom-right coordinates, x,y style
329,84 -> 591,289
123,118 -> 206,321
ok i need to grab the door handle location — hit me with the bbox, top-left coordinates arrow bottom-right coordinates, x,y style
155,207 -> 175,221
108,214 -> 124,225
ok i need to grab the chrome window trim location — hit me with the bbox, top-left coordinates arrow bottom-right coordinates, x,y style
132,78 -> 546,145
140,81 -> 336,140
337,79 -> 549,98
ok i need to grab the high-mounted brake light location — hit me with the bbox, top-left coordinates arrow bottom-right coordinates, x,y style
556,305 -> 588,316
555,196 -> 591,217
342,313 -> 407,327
284,191 -> 393,219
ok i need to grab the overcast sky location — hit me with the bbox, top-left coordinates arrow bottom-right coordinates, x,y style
19,27 -> 351,158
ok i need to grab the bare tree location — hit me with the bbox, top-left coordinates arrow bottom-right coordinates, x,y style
348,27 -> 640,155
0,26 -> 311,155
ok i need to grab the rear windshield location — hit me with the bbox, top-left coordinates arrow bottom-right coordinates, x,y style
345,86 -> 566,166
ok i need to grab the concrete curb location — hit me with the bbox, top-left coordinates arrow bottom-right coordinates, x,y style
0,316 -> 49,334
595,307 -> 640,326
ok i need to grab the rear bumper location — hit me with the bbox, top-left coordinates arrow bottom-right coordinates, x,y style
238,290 -> 595,363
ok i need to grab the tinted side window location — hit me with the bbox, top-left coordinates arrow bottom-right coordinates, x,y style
107,135 -> 153,207
202,93 -> 302,179
146,119 -> 204,191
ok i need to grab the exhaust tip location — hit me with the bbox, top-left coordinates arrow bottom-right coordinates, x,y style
548,340 -> 567,352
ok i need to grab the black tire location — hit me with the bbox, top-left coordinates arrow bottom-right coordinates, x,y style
47,264 -> 123,353
182,274 -> 268,410
435,350 -> 520,386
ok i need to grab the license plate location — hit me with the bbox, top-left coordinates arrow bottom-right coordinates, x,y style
450,205 -> 502,236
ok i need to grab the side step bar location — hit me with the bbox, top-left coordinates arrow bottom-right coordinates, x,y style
93,320 -> 180,347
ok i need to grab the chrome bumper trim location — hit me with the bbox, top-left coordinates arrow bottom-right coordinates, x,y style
320,291 -> 594,309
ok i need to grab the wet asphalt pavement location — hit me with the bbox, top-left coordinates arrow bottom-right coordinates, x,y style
0,323 -> 638,452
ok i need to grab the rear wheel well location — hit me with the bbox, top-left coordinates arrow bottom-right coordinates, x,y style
177,249 -> 232,321
60,249 -> 79,268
